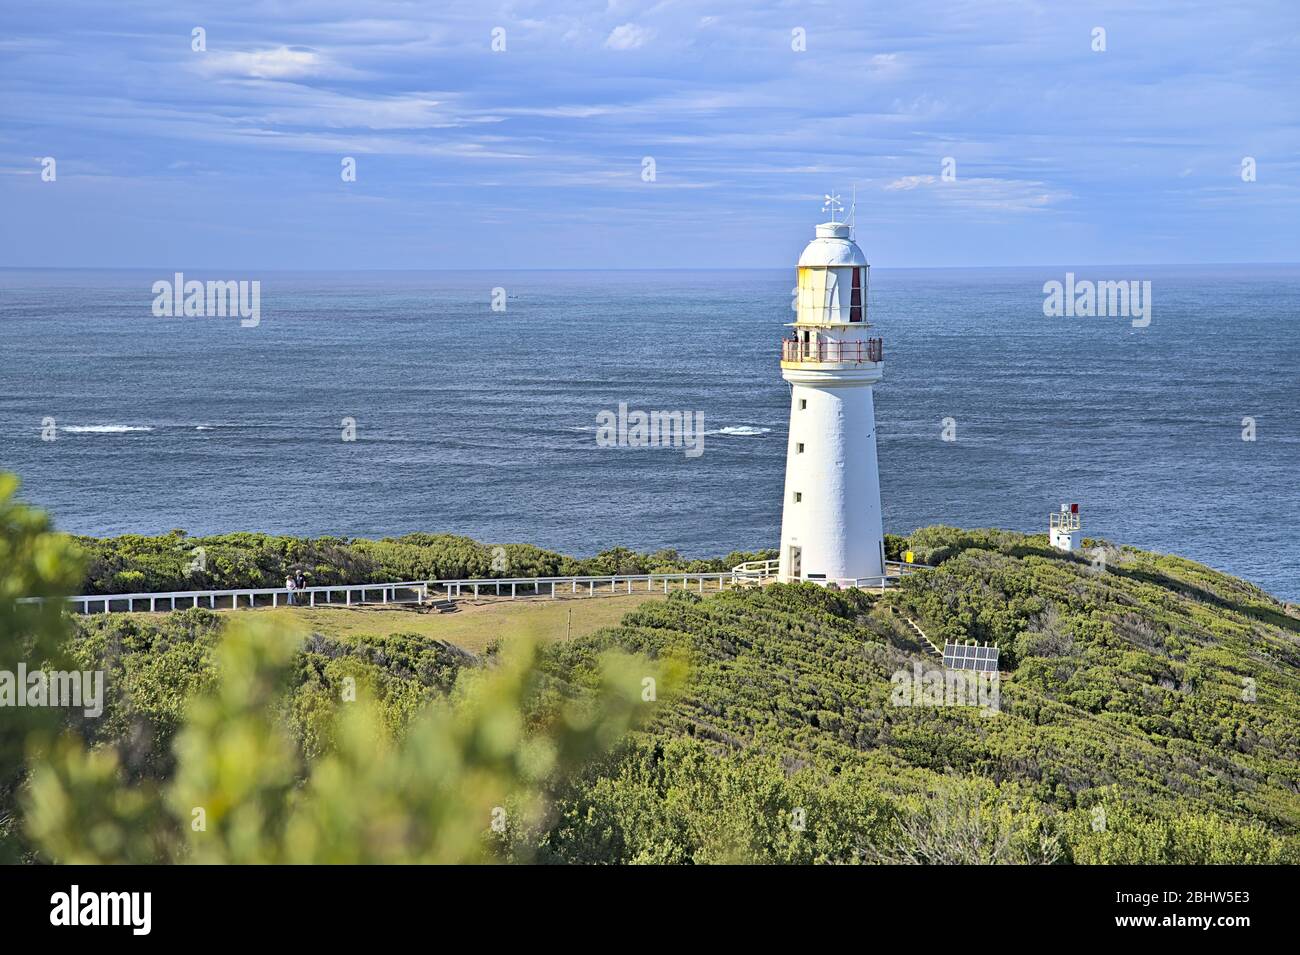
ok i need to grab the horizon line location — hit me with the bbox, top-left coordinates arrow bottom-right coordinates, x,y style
4,261 -> 1299,274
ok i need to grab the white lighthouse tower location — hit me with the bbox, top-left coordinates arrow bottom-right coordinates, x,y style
777,204 -> 886,585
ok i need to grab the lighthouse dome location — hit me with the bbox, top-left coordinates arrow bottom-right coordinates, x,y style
798,221 -> 868,268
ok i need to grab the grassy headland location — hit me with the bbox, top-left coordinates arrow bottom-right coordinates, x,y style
28,523 -> 1298,863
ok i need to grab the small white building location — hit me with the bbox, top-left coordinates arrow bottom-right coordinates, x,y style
777,218 -> 886,585
1049,504 -> 1082,553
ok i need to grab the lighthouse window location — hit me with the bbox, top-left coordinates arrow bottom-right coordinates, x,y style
849,267 -> 863,322
799,399 -> 807,410
793,492 -> 802,503
797,443 -> 804,453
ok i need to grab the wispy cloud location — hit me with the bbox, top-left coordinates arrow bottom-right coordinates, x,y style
885,174 -> 1067,211
197,46 -> 347,80
886,175 -> 935,191
0,0 -> 1294,267
604,24 -> 655,51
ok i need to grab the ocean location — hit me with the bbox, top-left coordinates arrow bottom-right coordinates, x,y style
1,266 -> 1297,600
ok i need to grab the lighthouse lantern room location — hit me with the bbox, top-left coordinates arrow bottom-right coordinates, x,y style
777,206 -> 886,585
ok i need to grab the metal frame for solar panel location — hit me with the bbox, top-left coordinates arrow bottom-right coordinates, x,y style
942,642 -> 1000,673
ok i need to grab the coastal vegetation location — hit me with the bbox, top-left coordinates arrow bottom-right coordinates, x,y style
535,535 -> 1300,862
3,476 -> 1298,864
71,529 -> 771,595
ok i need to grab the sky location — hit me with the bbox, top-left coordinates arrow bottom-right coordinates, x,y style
0,1 -> 1296,269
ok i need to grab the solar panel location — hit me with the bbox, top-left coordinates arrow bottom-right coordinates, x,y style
942,642 -> 1000,672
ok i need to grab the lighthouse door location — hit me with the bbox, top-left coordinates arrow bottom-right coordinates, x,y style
788,545 -> 802,580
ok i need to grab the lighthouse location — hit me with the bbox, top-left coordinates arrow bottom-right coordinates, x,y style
777,208 -> 886,585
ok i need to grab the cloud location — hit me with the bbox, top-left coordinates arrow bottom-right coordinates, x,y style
604,24 -> 654,51
1,0 -> 1295,266
867,53 -> 904,76
886,174 -> 1068,211
197,46 -> 343,80
942,178 -> 1069,212
886,175 -> 936,190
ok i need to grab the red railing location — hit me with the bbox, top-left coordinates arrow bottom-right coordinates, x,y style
782,337 -> 882,364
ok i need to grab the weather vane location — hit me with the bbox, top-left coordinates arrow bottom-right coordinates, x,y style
822,192 -> 844,222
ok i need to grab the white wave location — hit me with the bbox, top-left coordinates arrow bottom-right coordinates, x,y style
573,423 -> 770,437
61,425 -> 153,433
195,425 -> 214,431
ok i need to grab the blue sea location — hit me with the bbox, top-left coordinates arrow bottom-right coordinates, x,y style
2,266 -> 1297,600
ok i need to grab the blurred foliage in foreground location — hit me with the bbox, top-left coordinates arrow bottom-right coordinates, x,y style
0,475 -> 83,862
1,476 -> 677,863
24,621 -> 671,863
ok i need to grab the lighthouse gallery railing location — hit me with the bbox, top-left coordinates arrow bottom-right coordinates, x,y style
782,338 -> 882,363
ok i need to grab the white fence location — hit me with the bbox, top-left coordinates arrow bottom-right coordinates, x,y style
731,559 -> 779,585
732,558 -> 929,593
20,582 -> 431,615
20,561 -> 930,616
22,572 -> 734,615
430,573 -> 731,600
